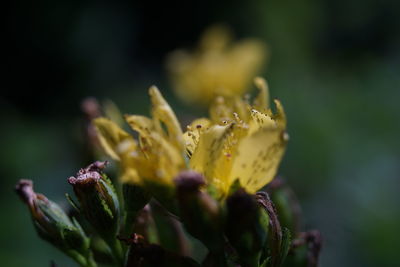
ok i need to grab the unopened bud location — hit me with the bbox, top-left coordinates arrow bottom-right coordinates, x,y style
123,183 -> 151,234
122,233 -> 198,267
225,188 -> 269,267
287,230 -> 322,267
15,180 -> 94,266
256,191 -> 292,267
68,162 -> 121,255
174,171 -> 224,254
267,177 -> 302,234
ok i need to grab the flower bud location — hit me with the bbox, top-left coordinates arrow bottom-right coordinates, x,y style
285,230 -> 322,267
267,177 -> 302,234
174,171 -> 224,254
256,191 -> 292,267
68,161 -> 119,240
68,161 -> 123,264
150,200 -> 191,256
225,188 -> 269,267
122,234 -> 199,267
122,183 -> 150,234
15,179 -> 94,266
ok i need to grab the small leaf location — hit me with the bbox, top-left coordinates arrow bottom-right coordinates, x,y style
65,193 -> 80,212
277,228 -> 291,266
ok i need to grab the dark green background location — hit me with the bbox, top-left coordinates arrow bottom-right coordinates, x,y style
3,0 -> 400,266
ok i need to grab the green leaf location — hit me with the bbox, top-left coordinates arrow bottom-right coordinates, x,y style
66,193 -> 80,212
277,228 -> 291,266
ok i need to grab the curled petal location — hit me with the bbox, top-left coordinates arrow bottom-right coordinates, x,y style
253,77 -> 270,111
125,114 -> 154,138
93,117 -> 137,161
273,99 -> 287,129
149,86 -> 185,153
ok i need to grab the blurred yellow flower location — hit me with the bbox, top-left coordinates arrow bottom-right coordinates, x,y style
167,25 -> 267,106
94,79 -> 287,199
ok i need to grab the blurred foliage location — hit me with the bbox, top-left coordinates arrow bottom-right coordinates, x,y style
2,0 -> 400,266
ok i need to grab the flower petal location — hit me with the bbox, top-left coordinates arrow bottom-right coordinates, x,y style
125,115 -> 154,138
273,99 -> 287,129
190,124 -> 234,192
145,132 -> 186,185
183,118 -> 211,157
228,127 -> 287,194
248,109 -> 276,135
253,77 -> 270,111
93,117 -> 137,161
149,86 -> 185,153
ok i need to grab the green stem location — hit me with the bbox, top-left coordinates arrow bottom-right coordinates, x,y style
204,250 -> 228,267
85,251 -> 98,267
124,211 -> 137,236
239,252 -> 261,267
106,237 -> 124,267
67,250 -> 97,267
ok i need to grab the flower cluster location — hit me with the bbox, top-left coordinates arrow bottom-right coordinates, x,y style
94,78 -> 286,201
16,28 -> 321,267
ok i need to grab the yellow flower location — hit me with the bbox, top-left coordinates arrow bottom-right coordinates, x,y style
184,77 -> 288,197
167,25 -> 267,106
94,79 -> 287,200
94,86 -> 186,187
